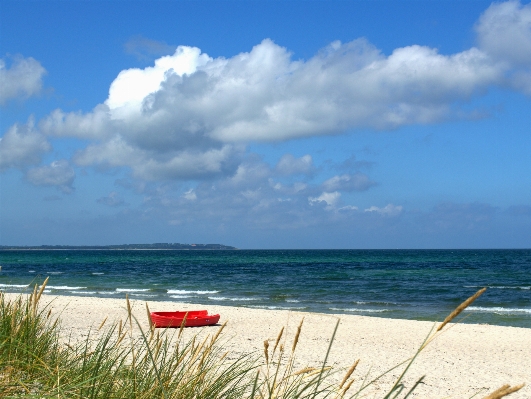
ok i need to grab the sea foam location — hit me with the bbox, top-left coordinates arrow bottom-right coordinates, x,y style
47,285 -> 85,290
167,289 -> 219,295
329,307 -> 389,313
0,283 -> 28,288
467,306 -> 531,314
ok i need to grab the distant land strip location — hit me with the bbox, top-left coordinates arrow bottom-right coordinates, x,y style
0,243 -> 237,250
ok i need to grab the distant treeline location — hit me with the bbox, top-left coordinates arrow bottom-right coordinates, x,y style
0,243 -> 237,250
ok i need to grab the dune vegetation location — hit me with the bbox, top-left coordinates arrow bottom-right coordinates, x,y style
0,282 -> 525,398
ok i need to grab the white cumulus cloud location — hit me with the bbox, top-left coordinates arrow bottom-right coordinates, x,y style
35,34 -> 512,181
0,55 -> 46,105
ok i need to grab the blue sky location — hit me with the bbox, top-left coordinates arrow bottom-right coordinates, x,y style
1,0 -> 530,249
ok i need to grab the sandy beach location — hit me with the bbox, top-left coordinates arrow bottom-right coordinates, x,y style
5,293 -> 530,398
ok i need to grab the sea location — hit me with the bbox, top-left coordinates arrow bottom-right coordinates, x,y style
0,249 -> 530,328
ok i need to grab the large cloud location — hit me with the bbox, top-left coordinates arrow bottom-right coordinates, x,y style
9,0 -> 531,183
39,39 -> 502,180
0,55 -> 46,105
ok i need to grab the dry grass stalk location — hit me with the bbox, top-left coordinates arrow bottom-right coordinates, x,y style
154,338 -> 163,361
481,383 -> 525,399
115,331 -> 127,346
342,378 -> 356,396
339,359 -> 359,389
272,326 -> 284,355
292,318 -> 304,353
145,302 -> 153,329
437,287 -> 486,331
193,334 -> 210,359
98,316 -> 108,331
126,294 -> 133,331
118,319 -> 123,337
31,284 -> 38,314
149,325 -> 156,343
307,366 -> 331,376
293,367 -> 317,376
36,277 -> 49,304
263,340 -> 270,364
178,312 -> 189,338
211,320 -> 227,345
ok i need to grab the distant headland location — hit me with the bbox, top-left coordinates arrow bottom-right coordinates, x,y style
0,243 -> 237,250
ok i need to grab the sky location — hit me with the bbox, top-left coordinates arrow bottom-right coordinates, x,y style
0,0 -> 530,249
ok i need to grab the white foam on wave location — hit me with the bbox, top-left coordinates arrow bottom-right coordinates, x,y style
467,306 -> 531,314
250,305 -> 306,310
47,272 -> 63,275
208,296 -> 257,301
170,295 -> 192,299
72,291 -> 97,295
0,284 -> 28,288
29,271 -> 36,273
168,289 -> 219,295
47,285 -> 86,290
286,299 -> 300,303
130,293 -> 158,297
464,285 -> 531,290
329,307 -> 389,313
116,288 -> 150,292
92,272 -> 105,275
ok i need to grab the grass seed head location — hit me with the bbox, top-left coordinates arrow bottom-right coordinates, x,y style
36,277 -> 49,305
264,340 -> 270,364
292,318 -> 304,353
273,326 -> 284,355
342,378 -> 356,396
482,383 -> 525,399
98,316 -> 108,331
178,311 -> 189,338
211,320 -> 227,345
438,287 -> 486,331
339,359 -> 359,389
293,367 -> 317,376
145,302 -> 153,329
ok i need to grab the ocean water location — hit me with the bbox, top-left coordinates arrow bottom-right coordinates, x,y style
0,249 -> 530,328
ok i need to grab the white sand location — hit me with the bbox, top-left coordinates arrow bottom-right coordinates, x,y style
5,293 -> 530,398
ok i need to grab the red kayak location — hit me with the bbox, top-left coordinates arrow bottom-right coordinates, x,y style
150,310 -> 220,328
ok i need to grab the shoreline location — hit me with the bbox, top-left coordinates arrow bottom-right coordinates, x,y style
3,292 -> 530,398
2,288 -> 530,329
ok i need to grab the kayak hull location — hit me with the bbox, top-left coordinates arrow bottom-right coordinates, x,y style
150,310 -> 220,328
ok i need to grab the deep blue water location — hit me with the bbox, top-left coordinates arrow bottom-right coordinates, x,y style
0,249 -> 530,328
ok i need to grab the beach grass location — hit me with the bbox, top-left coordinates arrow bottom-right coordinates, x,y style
0,286 -> 525,398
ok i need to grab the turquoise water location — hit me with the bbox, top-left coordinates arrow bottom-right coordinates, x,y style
0,249 -> 530,328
